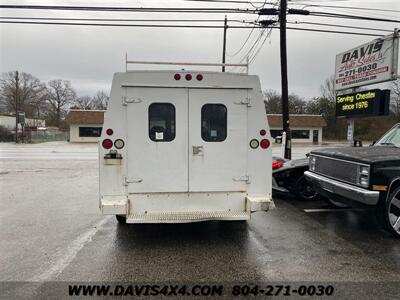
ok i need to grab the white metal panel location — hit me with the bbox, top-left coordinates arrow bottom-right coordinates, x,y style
188,89 -> 248,192
128,192 -> 247,213
126,87 -> 189,193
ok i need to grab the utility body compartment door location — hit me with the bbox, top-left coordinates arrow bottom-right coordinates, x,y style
188,88 -> 248,192
126,87 -> 188,193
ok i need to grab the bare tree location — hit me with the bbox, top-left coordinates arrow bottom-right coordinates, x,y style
46,79 -> 76,127
91,91 -> 109,110
390,79 -> 400,120
264,89 -> 307,114
73,96 -> 95,110
264,90 -> 283,114
0,71 -> 46,118
320,74 -> 336,102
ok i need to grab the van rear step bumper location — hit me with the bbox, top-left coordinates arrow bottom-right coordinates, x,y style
126,211 -> 250,223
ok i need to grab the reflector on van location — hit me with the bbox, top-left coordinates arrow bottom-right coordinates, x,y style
260,139 -> 270,149
102,139 -> 113,149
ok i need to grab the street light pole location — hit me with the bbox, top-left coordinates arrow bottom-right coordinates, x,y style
279,0 -> 291,159
14,70 -> 19,143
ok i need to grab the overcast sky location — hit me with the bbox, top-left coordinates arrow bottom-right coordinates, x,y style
0,0 -> 399,100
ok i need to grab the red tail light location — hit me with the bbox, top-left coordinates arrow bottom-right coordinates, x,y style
272,161 -> 284,170
185,74 -> 192,81
102,139 -> 113,149
260,139 -> 270,149
174,73 -> 181,80
196,74 -> 203,81
106,128 -> 113,135
260,129 -> 266,136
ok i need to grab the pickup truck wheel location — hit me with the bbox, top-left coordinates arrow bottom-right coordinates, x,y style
116,215 -> 127,224
293,176 -> 317,201
379,186 -> 400,238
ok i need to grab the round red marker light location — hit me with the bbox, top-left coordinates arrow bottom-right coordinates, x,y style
260,139 -> 270,149
196,74 -> 203,81
106,128 -> 113,136
102,139 -> 113,149
174,74 -> 181,80
185,74 -> 192,81
260,129 -> 266,136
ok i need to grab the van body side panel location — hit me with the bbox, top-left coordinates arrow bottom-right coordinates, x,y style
125,87 -> 189,193
99,74 -> 127,198
246,85 -> 272,199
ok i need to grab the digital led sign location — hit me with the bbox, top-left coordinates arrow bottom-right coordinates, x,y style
336,89 -> 390,118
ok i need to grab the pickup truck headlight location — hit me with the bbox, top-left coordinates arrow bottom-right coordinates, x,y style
360,175 -> 369,187
358,165 -> 370,187
360,166 -> 369,175
309,156 -> 316,171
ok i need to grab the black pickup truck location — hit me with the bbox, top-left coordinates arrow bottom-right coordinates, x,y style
305,123 -> 400,238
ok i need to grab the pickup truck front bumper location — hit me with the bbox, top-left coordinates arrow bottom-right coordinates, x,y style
304,171 -> 380,206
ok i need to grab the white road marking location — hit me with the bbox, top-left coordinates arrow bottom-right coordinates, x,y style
29,216 -> 112,282
304,208 -> 366,213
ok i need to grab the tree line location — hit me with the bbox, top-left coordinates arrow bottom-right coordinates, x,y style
0,71 -> 109,128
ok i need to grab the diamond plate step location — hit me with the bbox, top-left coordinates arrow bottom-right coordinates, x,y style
126,210 -> 250,223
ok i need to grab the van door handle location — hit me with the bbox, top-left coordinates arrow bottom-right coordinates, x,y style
192,146 -> 204,156
124,177 -> 143,185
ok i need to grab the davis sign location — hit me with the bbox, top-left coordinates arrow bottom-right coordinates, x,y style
335,30 -> 399,91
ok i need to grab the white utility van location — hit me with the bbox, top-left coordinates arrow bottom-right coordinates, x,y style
99,64 -> 274,223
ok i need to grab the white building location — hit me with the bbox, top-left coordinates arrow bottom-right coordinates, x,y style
267,114 -> 327,144
65,109 -> 104,142
0,114 -> 45,130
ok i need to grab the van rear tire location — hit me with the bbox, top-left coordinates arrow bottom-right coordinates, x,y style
116,215 -> 127,224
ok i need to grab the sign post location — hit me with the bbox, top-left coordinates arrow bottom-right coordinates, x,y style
17,111 -> 25,143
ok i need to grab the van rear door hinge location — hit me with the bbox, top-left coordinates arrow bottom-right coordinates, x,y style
122,97 -> 142,106
234,97 -> 251,107
233,175 -> 250,184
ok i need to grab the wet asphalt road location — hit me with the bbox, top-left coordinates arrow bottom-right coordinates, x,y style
1,142 -> 399,299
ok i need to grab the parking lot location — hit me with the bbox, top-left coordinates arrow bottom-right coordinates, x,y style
1,142 -> 399,298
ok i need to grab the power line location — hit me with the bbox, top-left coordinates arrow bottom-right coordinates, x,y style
0,16 -> 251,23
0,20 -> 385,36
239,27 -> 268,62
0,20 -> 257,28
227,0 -> 271,57
287,21 -> 394,33
293,3 -> 400,14
284,26 -> 384,37
184,0 -> 275,4
0,4 -> 257,14
309,11 -> 400,23
226,24 -> 258,56
248,28 -> 273,64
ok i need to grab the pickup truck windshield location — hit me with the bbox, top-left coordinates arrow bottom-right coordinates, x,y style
376,125 -> 400,147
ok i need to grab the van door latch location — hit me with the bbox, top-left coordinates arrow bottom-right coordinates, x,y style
123,177 -> 143,185
192,145 -> 204,156
234,97 -> 251,107
122,97 -> 142,106
233,175 -> 250,184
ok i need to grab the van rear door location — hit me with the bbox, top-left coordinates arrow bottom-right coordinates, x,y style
126,87 -> 188,193
188,89 -> 248,192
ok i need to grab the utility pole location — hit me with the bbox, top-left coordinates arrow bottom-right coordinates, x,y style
222,15 -> 228,72
279,0 -> 291,159
14,70 -> 19,143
